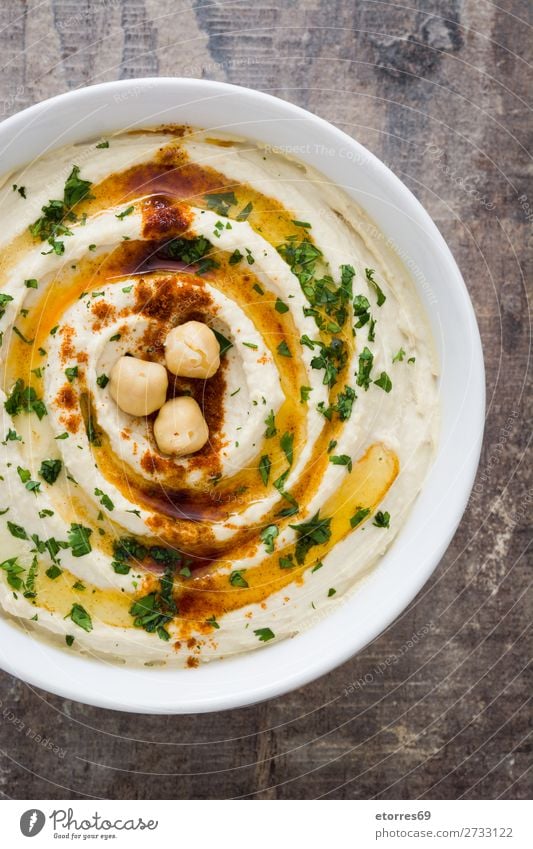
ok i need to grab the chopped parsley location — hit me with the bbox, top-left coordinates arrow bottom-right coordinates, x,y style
67,603 -> 93,633
0,293 -> 14,319
260,524 -> 279,554
205,191 -> 237,216
64,166 -> 93,208
275,298 -> 289,314
229,249 -> 243,265
166,235 -> 219,274
95,488 -> 114,511
7,521 -> 28,540
230,570 -> 249,588
264,410 -> 277,438
4,379 -> 47,419
259,455 -> 271,485
96,373 -> 109,388
279,554 -> 295,569
236,201 -> 253,221
374,371 -> 392,393
65,366 -> 78,383
17,466 -> 41,493
356,347 -> 374,390
13,327 -> 34,345
212,329 -> 232,356
273,469 -> 299,515
277,340 -> 292,358
280,432 -> 294,466
24,557 -> 38,598
329,454 -> 353,472
373,511 -> 390,528
85,410 -> 101,446
39,459 -> 62,485
115,205 -> 134,219
112,561 -> 130,575
129,564 -> 177,641
393,348 -> 406,363
353,294 -> 371,329
68,523 -> 92,557
254,627 -> 275,642
310,337 -> 347,387
29,165 -> 93,253
300,385 -> 312,402
0,557 -> 26,591
113,537 -> 183,574
290,511 -> 332,565
365,268 -> 386,306
350,507 -> 370,528
333,385 -> 356,420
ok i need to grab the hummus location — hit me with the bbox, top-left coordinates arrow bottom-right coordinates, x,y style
0,127 -> 438,667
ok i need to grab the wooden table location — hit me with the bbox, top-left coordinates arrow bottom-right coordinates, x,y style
0,0 -> 530,800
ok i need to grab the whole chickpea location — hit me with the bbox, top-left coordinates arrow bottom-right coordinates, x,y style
165,321 -> 220,379
108,356 -> 168,416
153,396 -> 209,456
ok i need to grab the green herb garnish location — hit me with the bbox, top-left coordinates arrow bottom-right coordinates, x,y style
115,205 -> 134,219
373,511 -> 390,528
68,524 -> 92,557
264,410 -> 277,438
39,459 -> 62,485
365,268 -> 386,306
254,627 -> 275,642
259,455 -> 271,486
350,507 -> 370,528
290,511 -> 332,564
329,454 -> 352,472
205,191 -> 237,216
260,524 -> 279,554
374,371 -> 392,393
230,570 -> 249,588
67,603 -> 92,633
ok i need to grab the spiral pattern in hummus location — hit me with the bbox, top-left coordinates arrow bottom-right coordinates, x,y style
0,128 -> 438,666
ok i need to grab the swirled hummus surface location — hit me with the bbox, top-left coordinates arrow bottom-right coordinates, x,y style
0,127 -> 438,667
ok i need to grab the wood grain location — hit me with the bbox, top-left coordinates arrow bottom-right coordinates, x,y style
0,0 -> 530,800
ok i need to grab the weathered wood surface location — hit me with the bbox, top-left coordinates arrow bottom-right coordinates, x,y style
0,0 -> 530,800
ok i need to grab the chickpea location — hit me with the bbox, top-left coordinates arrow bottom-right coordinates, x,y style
153,396 -> 209,456
165,321 -> 220,379
108,356 -> 168,416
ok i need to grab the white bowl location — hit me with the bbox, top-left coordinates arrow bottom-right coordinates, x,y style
0,79 -> 484,713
